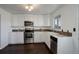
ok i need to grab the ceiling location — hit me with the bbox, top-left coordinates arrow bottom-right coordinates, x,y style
0,4 -> 62,14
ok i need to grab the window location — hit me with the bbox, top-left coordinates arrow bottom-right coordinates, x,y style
54,15 -> 61,29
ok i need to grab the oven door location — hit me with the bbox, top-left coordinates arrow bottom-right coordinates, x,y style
24,31 -> 34,43
24,32 -> 33,38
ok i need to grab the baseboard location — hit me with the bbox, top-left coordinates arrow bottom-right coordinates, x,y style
0,44 -> 8,50
43,42 -> 53,54
9,43 -> 24,45
8,42 -> 45,46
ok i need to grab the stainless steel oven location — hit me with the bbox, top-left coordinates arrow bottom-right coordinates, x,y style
24,21 -> 34,43
24,31 -> 33,38
24,30 -> 34,43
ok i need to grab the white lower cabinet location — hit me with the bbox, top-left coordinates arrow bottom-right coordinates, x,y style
10,32 -> 24,44
34,32 -> 44,43
44,32 -> 50,49
10,31 -> 50,47
58,37 -> 74,54
34,32 -> 50,48
50,32 -> 74,54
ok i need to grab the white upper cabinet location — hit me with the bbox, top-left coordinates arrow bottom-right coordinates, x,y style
11,15 -> 25,26
25,15 -> 44,26
43,15 -> 50,26
11,15 -> 19,26
11,14 -> 50,27
34,16 -> 44,26
18,15 -> 25,26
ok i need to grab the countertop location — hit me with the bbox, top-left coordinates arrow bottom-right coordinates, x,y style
12,29 -> 72,37
50,32 -> 72,38
12,29 -> 54,32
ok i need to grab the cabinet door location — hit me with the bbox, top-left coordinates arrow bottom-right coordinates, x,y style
12,16 -> 19,26
43,15 -> 50,26
17,32 -> 24,44
44,32 -> 50,48
34,32 -> 50,49
10,32 -> 18,44
17,15 -> 25,26
34,32 -> 41,42
11,15 -> 25,26
58,37 -> 74,54
34,32 -> 50,47
34,32 -> 44,43
33,16 -> 44,26
10,32 -> 24,44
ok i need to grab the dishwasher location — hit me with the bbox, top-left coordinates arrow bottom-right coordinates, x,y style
50,35 -> 57,54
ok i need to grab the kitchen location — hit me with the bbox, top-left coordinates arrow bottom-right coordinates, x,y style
0,4 -> 79,54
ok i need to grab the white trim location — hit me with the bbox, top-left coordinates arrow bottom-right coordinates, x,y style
0,44 -> 8,50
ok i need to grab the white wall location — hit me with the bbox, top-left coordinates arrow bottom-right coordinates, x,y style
50,5 -> 79,53
50,5 -> 77,32
0,8 -> 11,49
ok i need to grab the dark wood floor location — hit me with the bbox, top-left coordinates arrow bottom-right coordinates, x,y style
0,43 -> 52,54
